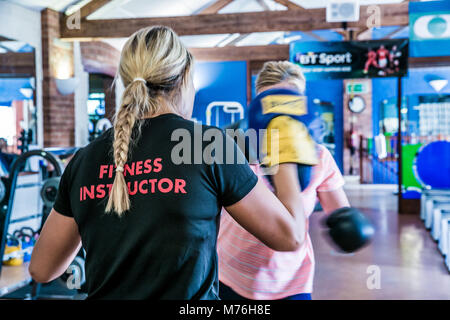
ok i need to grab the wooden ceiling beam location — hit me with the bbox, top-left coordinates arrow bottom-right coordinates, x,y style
0,52 -> 34,67
409,56 -> 450,68
60,3 -> 408,40
190,45 -> 289,62
0,52 -> 35,75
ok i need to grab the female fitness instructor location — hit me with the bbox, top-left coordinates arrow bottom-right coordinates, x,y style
28,26 -> 306,299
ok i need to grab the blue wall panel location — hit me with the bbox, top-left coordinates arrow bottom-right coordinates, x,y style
306,80 -> 344,172
192,61 -> 247,127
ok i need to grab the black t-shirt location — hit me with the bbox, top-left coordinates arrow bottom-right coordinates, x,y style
53,113 -> 257,300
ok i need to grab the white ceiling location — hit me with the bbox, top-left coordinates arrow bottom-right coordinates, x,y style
6,0 -> 77,11
102,31 -> 292,51
294,0 -> 404,9
5,0 -> 407,49
6,0 -> 406,16
88,0 -> 212,19
0,40 -> 28,51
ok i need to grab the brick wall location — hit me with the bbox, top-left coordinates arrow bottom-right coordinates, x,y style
343,79 -> 373,175
41,8 -> 75,147
40,13 -> 120,147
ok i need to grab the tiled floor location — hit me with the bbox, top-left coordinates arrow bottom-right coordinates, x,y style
310,187 -> 450,300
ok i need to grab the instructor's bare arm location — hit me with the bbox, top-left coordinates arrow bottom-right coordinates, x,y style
29,210 -> 81,283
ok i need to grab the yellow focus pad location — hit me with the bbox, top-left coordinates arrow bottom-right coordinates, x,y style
262,116 -> 318,167
261,95 -> 307,116
3,244 -> 23,266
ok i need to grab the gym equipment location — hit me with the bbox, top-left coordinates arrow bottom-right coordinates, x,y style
415,142 -> 450,258
0,150 -> 63,273
402,187 -> 422,200
401,143 -> 422,190
13,227 -> 38,263
0,149 -> 87,298
247,88 -> 318,190
89,118 -> 112,142
0,148 -> 84,288
374,134 -> 387,159
206,101 -> 244,127
413,140 -> 450,189
40,177 -> 61,208
432,205 -> 450,241
0,178 -> 5,204
2,234 -> 23,266
248,88 -> 314,150
421,189 -> 450,221
224,118 -> 315,190
438,212 -> 450,256
324,207 -> 375,253
95,118 -> 112,133
447,230 -> 450,272
424,196 -> 450,230
17,129 -> 33,155
433,206 -> 450,263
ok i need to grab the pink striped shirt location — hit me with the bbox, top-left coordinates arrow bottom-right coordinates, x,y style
217,144 -> 345,299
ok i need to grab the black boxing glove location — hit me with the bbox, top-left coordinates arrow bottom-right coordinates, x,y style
325,207 -> 375,253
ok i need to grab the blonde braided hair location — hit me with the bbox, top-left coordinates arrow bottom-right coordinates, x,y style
106,26 -> 193,216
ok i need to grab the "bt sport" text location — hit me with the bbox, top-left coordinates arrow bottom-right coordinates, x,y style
296,52 -> 352,66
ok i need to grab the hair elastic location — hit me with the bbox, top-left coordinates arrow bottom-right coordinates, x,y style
116,166 -> 124,172
132,77 -> 147,84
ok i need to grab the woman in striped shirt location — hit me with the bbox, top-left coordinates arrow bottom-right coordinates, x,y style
217,61 -> 350,300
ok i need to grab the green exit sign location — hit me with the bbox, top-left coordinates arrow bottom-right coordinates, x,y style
346,83 -> 368,94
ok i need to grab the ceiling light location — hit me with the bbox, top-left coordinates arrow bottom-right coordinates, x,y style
428,79 -> 448,92
20,81 -> 34,99
425,74 -> 448,92
55,78 -> 80,95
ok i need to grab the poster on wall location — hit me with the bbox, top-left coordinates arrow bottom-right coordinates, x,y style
409,0 -> 450,57
290,39 -> 409,80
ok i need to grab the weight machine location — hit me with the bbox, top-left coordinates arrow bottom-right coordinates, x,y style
0,148 -> 86,299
